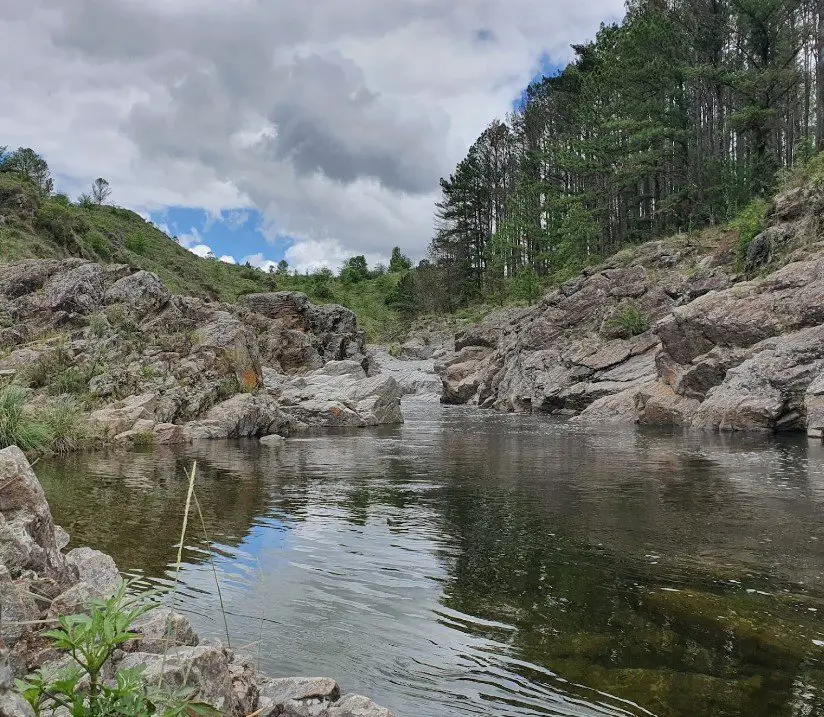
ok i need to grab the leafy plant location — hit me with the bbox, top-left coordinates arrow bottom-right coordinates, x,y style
16,582 -> 219,717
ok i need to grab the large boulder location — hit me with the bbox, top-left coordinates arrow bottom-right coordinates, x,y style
103,270 -> 171,317
327,695 -> 396,717
240,292 -> 312,330
0,447 -> 72,583
278,362 -> 403,427
0,567 -> 39,647
184,394 -> 287,439
116,646 -> 235,714
39,262 -> 105,316
691,325 -> 824,432
257,676 -> 340,717
0,647 -> 34,717
87,393 -> 158,437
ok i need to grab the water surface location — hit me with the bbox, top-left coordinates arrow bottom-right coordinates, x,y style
36,400 -> 824,716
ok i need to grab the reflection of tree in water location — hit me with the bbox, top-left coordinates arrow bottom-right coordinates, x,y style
35,446 -> 271,577
432,482 -> 824,717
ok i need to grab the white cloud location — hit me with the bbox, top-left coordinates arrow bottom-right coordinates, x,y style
242,253 -> 277,273
219,254 -> 236,264
0,0 -> 624,263
189,244 -> 214,259
176,227 -> 202,249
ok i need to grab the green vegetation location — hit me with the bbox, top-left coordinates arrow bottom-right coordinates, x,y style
0,384 -> 53,452
16,581 -> 218,717
728,199 -> 769,268
429,0 -> 822,310
0,385 -> 87,454
603,304 -> 650,339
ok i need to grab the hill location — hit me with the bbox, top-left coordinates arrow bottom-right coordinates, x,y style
0,170 -> 405,340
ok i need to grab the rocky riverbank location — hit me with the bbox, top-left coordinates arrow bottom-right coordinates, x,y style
0,445 -> 395,716
0,260 -> 403,450
435,181 -> 824,436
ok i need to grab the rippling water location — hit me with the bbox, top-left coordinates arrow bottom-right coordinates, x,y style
35,399 -> 824,716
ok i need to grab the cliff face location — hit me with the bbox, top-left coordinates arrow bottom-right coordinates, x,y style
435,182 -> 824,436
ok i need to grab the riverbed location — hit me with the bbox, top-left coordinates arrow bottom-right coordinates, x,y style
35,399 -> 824,716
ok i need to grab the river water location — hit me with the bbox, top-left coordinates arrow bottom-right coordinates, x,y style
35,399 -> 824,716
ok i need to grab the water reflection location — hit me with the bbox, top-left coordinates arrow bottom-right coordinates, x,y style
36,400 -> 824,716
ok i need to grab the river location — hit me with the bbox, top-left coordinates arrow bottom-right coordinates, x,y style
34,398 -> 824,716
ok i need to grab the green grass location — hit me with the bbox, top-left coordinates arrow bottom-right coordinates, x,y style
603,304 -> 650,338
0,385 -> 53,451
0,172 -> 407,340
0,385 -> 88,454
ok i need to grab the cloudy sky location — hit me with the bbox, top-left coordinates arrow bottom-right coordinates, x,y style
0,0 -> 624,271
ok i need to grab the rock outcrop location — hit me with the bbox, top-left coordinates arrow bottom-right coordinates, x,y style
435,182 -> 824,435
0,261 -> 402,446
0,446 -> 396,717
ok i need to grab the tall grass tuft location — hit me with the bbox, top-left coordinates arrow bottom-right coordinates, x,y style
41,395 -> 85,454
0,384 -> 53,452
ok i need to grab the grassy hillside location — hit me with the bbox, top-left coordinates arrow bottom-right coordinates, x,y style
0,172 -> 405,340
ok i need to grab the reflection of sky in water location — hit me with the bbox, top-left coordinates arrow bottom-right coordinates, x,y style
36,400 -> 824,717
171,503 -> 640,717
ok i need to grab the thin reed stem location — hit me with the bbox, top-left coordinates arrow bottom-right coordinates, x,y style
192,488 -> 231,648
158,461 -> 197,687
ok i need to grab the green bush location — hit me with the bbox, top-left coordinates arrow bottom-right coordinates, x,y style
16,582 -> 219,717
85,229 -> 111,260
34,203 -> 88,248
604,304 -> 650,338
0,385 -> 53,452
728,199 -> 768,266
125,233 -> 148,255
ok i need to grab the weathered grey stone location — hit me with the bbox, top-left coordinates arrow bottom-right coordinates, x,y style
806,374 -> 824,439
104,270 -> 171,316
0,447 -> 70,582
0,567 -> 39,647
279,369 -> 403,428
184,394 -> 286,439
260,434 -> 286,448
152,423 -> 186,445
327,694 -> 396,717
65,548 -> 120,596
88,393 -> 158,437
240,292 -> 311,330
116,646 -> 234,714
123,608 -> 199,653
257,676 -> 340,717
40,263 -> 104,316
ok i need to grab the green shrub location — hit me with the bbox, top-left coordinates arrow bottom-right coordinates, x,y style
728,199 -> 769,266
0,385 -> 53,451
85,229 -> 111,260
41,396 -> 84,453
21,341 -> 73,389
34,203 -> 88,248
16,581 -> 219,717
604,304 -> 650,338
124,233 -> 148,255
